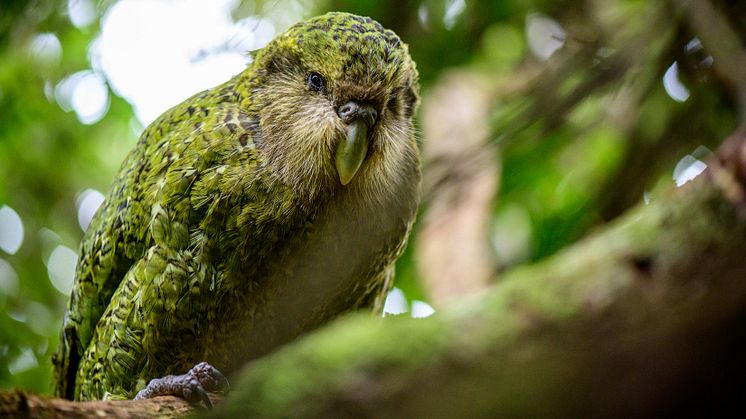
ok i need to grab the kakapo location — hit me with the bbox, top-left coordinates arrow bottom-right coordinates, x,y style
53,12 -> 420,403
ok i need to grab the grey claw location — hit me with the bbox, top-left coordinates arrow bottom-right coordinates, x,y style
211,368 -> 230,394
192,384 -> 213,409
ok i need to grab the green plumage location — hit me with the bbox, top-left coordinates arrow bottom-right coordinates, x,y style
53,12 -> 420,400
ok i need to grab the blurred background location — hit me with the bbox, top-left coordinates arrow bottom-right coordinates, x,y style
0,0 -> 739,393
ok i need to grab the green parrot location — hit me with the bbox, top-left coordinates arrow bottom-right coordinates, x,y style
53,12 -> 420,403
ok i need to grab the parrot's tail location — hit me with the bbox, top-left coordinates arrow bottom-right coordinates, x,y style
52,313 -> 81,400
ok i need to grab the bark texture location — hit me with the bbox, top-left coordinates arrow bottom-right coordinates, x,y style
0,389 -> 220,418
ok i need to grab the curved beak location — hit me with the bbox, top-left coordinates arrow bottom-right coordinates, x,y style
335,101 -> 377,186
336,119 -> 369,186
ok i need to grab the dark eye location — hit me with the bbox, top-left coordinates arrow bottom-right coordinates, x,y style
307,72 -> 324,91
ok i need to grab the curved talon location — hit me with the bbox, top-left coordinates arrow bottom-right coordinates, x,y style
190,384 -> 213,409
133,361 -> 229,409
210,368 -> 230,393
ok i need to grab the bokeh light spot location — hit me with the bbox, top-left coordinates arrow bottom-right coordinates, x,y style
673,154 -> 707,187
411,300 -> 436,318
8,348 -> 38,375
663,62 -> 690,102
96,0 -> 276,125
28,32 -> 62,67
418,4 -> 429,28
525,13 -> 565,60
383,287 -> 409,315
71,71 -> 110,124
68,0 -> 97,28
443,0 -> 466,30
47,245 -> 78,295
0,205 -> 24,255
55,70 -> 111,124
26,302 -> 56,336
76,189 -> 105,232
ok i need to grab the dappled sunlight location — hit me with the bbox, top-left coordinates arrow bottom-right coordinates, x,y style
410,300 -> 435,318
525,13 -> 565,61
46,245 -> 77,295
94,0 -> 278,125
55,70 -> 110,124
383,287 -> 436,318
673,154 -> 707,187
383,287 -> 409,315
75,189 -> 104,232
0,206 -> 24,255
67,0 -> 97,29
663,62 -> 690,103
27,33 -> 62,67
443,0 -> 465,30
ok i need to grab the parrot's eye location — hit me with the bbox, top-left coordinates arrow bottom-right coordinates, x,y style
307,72 -> 325,92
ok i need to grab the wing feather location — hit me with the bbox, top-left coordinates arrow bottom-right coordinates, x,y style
53,84 -> 255,398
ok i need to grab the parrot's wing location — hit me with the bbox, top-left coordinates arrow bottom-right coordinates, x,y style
53,90 -> 258,399
53,145 -> 151,398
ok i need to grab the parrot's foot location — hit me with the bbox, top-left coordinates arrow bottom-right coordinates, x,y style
134,362 -> 230,408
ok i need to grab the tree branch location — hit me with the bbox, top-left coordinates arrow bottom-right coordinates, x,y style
0,390 -> 227,419
0,389 -> 221,418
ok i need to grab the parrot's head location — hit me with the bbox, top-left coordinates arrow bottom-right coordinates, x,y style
243,12 -> 420,201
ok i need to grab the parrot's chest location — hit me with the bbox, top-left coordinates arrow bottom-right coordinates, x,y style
209,188 -> 413,373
